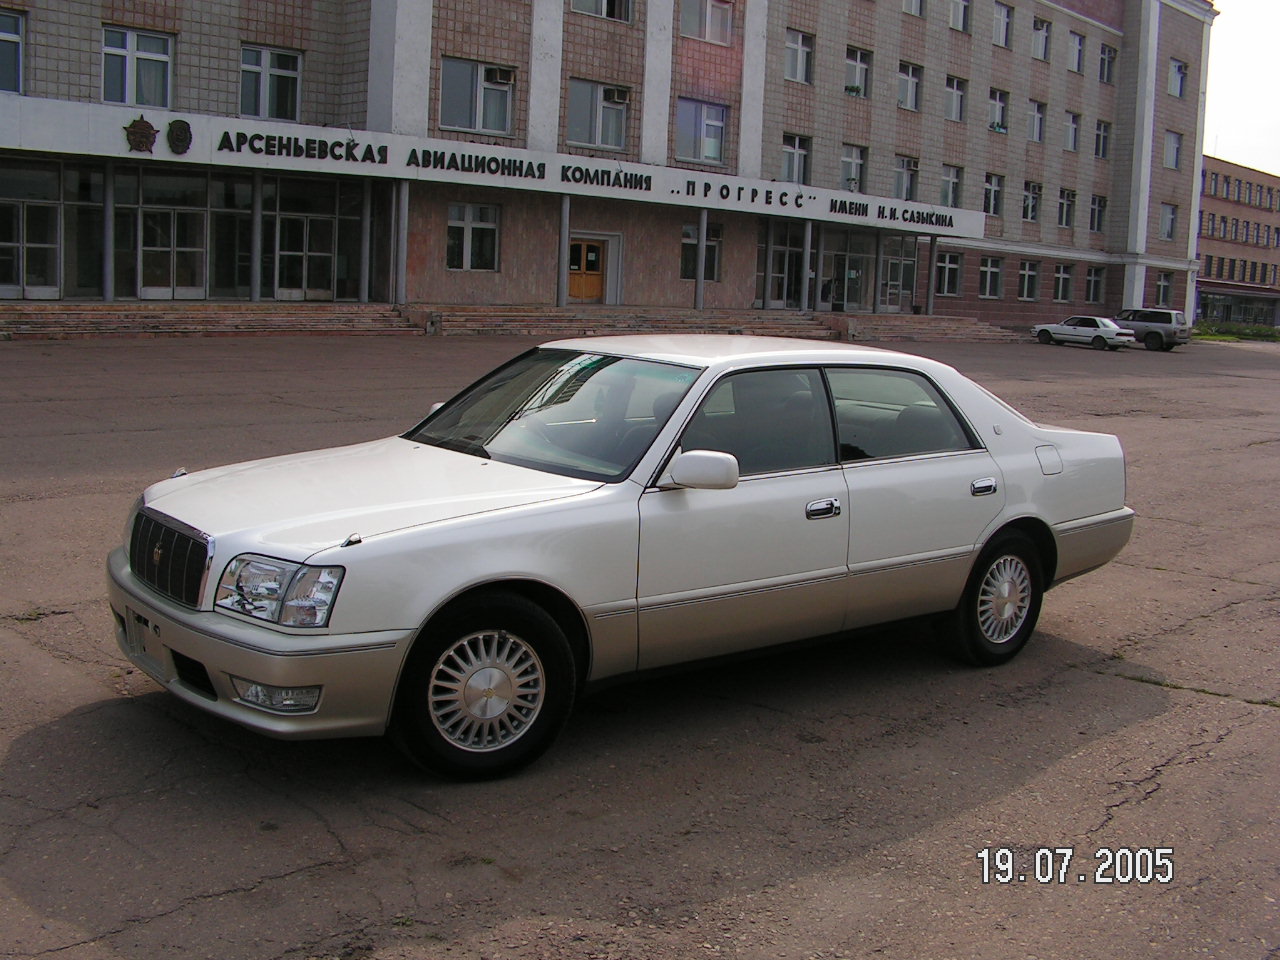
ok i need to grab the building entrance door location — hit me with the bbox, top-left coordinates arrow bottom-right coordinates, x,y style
0,201 -> 59,299
877,236 -> 917,312
277,215 -> 335,300
139,208 -> 206,299
568,239 -> 604,301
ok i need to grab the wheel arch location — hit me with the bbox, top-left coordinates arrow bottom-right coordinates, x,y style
985,517 -> 1058,585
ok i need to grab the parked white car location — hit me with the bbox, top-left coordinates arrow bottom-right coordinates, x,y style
108,336 -> 1134,777
1032,316 -> 1136,350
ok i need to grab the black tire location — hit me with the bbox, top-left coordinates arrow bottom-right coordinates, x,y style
947,533 -> 1044,666
1036,329 -> 1053,345
1091,336 -> 1107,351
1144,332 -> 1163,351
391,592 -> 576,779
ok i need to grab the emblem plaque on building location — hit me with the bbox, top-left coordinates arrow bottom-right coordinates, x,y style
124,116 -> 158,153
167,119 -> 193,155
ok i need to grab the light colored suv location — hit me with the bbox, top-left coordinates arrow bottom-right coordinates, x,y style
1113,308 -> 1192,351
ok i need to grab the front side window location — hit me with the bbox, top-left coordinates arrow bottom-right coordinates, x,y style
241,46 -> 300,120
1053,265 -> 1072,301
103,27 -> 171,107
898,62 -> 922,110
568,78 -> 627,148
446,203 -> 499,271
572,0 -> 631,21
675,98 -> 726,162
1099,44 -> 1117,83
680,223 -> 722,281
940,164 -> 963,207
1018,260 -> 1039,300
1,11 -> 22,93
826,367 -> 975,462
1058,189 -> 1076,228
680,0 -> 732,44
894,154 -> 919,200
781,133 -> 811,184
1032,18 -> 1051,60
984,172 -> 1005,216
845,47 -> 871,97
979,257 -> 1002,298
989,88 -> 1008,131
784,29 -> 814,83
993,2 -> 1012,47
935,251 -> 962,295
842,144 -> 867,192
440,58 -> 513,134
945,75 -> 966,122
1095,120 -> 1111,159
1022,181 -> 1041,222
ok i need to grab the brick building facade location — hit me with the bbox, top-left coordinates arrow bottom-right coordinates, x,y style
1196,155 -> 1280,325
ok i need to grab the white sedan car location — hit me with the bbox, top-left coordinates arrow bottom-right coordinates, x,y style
1032,315 -> 1137,350
108,336 -> 1134,778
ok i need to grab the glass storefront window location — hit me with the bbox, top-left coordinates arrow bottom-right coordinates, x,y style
211,174 -> 254,211
142,170 -> 208,207
0,163 -> 59,201
64,165 -> 105,204
278,177 -> 335,214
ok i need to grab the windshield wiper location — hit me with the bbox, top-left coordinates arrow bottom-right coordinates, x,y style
425,434 -> 491,459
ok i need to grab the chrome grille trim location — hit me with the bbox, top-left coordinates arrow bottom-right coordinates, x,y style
128,508 -> 213,608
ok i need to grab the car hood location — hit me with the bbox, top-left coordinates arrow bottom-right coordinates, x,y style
141,437 -> 601,556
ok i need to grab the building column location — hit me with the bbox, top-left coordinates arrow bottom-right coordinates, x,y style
1122,0 -> 1160,308
926,235 -> 937,315
395,180 -> 409,305
367,0 -> 433,135
695,207 -> 708,310
641,0 -> 674,164
529,0 -> 566,153
102,161 -> 114,301
558,194 -> 571,307
800,220 -> 813,311
872,232 -> 883,314
250,171 -> 263,302
736,0 -> 769,178
360,180 -> 371,303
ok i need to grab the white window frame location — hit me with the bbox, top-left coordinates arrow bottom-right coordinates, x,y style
1155,271 -> 1173,306
992,2 -> 1013,47
1090,194 -> 1108,232
988,88 -> 1008,131
102,27 -> 172,107
1058,188 -> 1076,228
1085,266 -> 1105,303
680,0 -> 732,45
567,78 -> 627,149
675,98 -> 726,162
842,144 -> 867,192
446,203 -> 500,272
903,0 -> 924,16
440,57 -> 513,134
1168,59 -> 1187,97
1099,44 -> 1116,83
898,62 -> 922,111
945,75 -> 966,122
1053,265 -> 1072,302
781,133 -> 811,184
1160,204 -> 1178,241
1018,261 -> 1039,300
949,0 -> 970,33
1032,18 -> 1051,61
1065,111 -> 1080,152
894,154 -> 919,201
845,47 -> 871,97
983,173 -> 1004,217
1027,100 -> 1045,142
1,10 -> 22,94
1095,120 -> 1111,159
572,0 -> 632,22
979,257 -> 1002,298
935,252 -> 962,296
681,223 -> 723,281
784,29 -> 814,84
1068,32 -> 1085,73
941,164 -> 963,207
1022,181 -> 1041,222
240,45 -> 301,121
1164,130 -> 1183,170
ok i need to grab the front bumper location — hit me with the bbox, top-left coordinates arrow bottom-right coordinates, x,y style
106,547 -> 416,739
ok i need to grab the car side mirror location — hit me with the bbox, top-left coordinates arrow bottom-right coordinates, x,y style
664,450 -> 739,490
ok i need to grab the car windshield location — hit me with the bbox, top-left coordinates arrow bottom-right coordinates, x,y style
404,348 -> 701,481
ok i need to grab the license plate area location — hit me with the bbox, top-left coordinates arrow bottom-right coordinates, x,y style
124,606 -> 164,674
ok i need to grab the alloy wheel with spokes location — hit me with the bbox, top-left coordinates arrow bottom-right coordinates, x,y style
429,629 -> 545,752
948,532 -> 1044,666
975,554 -> 1032,645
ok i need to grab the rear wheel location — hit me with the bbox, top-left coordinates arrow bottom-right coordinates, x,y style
1144,332 -> 1163,351
947,533 -> 1044,666
1091,336 -> 1107,351
1037,329 -> 1054,345
391,592 -> 576,779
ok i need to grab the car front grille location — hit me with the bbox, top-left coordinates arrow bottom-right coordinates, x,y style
128,510 -> 211,608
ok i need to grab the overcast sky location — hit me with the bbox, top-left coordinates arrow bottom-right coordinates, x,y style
1202,0 -> 1280,175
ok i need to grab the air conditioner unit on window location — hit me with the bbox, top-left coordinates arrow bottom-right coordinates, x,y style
484,67 -> 514,85
603,87 -> 630,104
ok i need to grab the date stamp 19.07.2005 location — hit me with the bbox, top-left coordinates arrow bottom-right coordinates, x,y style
977,847 -> 1175,885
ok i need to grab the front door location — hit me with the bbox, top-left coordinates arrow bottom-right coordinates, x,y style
568,240 -> 604,302
277,215 -> 335,300
0,201 -> 59,299
140,208 -> 206,299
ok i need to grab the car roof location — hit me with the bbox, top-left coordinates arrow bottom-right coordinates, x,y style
542,334 -> 940,371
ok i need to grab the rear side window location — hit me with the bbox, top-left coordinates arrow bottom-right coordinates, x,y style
1139,310 -> 1170,324
826,368 -> 976,461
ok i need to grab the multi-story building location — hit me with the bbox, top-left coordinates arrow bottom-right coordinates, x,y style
0,0 -> 1216,329
1196,156 -> 1280,325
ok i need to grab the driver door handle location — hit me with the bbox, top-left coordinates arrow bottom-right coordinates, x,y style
971,477 -> 998,497
806,498 -> 842,519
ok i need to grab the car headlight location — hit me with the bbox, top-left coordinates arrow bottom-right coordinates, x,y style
214,554 -> 344,628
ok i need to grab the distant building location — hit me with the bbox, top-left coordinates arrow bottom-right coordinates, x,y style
1196,156 -> 1280,325
0,0 -> 1216,329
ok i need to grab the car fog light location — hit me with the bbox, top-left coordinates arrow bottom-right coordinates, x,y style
231,676 -> 322,714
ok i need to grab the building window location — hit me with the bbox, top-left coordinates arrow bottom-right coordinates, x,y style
680,0 -> 732,43
842,144 -> 867,192
1022,181 -> 1041,222
988,88 -> 1008,132
1155,271 -> 1173,306
1065,112 -> 1080,151
1099,44 -> 1116,83
949,0 -> 970,33
944,76 -> 967,122
1160,203 -> 1178,240
1053,265 -> 1073,301
680,223 -> 722,280
1205,212 -> 1216,236
675,98 -> 726,162
941,164 -> 963,207
979,257 -> 1002,298
894,155 -> 919,200
784,30 -> 814,83
781,133 -> 811,184
573,0 -> 631,20
446,204 -> 499,271
1032,18 -> 1051,61
1164,131 -> 1182,169
903,0 -> 923,16
240,47 -> 300,120
1018,260 -> 1039,300
1027,100 -> 1045,142
567,78 -> 627,148
935,252 -> 962,295
1086,266 -> 1105,303
993,2 -> 1013,47
1090,195 -> 1108,232
1068,31 -> 1085,73
1230,217 -> 1238,240
1058,188 -> 1076,228
1209,171 -> 1219,195
845,47 -> 871,97
441,58 -> 513,134
898,62 -> 922,110
1168,59 -> 1187,97
103,27 -> 171,107
983,173 -> 1005,216
1,11 -> 22,93
1094,120 -> 1111,159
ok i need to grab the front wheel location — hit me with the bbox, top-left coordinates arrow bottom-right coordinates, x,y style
391,592 -> 576,779
1144,332 -> 1163,351
946,534 -> 1044,666
1036,329 -> 1054,345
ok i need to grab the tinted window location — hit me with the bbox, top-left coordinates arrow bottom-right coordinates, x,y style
826,368 -> 975,461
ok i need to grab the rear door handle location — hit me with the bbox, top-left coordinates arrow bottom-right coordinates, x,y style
806,498 -> 842,519
970,477 -> 998,496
